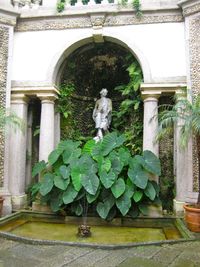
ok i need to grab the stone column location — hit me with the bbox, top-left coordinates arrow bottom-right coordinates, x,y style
54,110 -> 60,147
173,94 -> 192,215
25,104 -> 33,189
9,94 -> 28,210
38,95 -> 57,162
143,95 -> 160,157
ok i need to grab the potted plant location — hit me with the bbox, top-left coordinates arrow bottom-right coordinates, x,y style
157,93 -> 200,232
31,132 -> 161,237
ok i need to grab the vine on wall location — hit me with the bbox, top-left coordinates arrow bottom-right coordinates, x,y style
57,0 -> 142,15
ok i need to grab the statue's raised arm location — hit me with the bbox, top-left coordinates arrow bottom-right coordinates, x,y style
93,88 -> 112,141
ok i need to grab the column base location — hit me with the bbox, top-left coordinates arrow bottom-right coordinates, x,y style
0,188 -> 12,215
12,194 -> 27,210
173,199 -> 185,216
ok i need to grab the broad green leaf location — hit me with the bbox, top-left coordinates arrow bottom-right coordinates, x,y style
138,203 -> 148,216
133,190 -> 143,202
30,183 -> 41,196
86,187 -> 100,203
96,196 -> 115,219
118,147 -> 131,166
63,185 -> 78,204
81,172 -> 99,195
54,175 -> 69,190
40,173 -> 54,196
128,167 -> 148,189
79,154 -> 97,174
111,178 -> 126,198
71,166 -> 82,192
32,160 -> 47,177
142,150 -> 161,176
100,170 -> 116,189
82,139 -> 96,155
101,132 -> 126,156
50,193 -> 63,212
125,183 -> 135,198
151,180 -> 160,197
116,193 -> 131,216
96,202 -> 111,219
50,199 -> 60,212
144,182 -> 156,201
62,148 -> 81,164
109,151 -> 124,175
98,157 -> 111,173
57,139 -> 81,154
48,150 -> 60,165
59,165 -> 70,179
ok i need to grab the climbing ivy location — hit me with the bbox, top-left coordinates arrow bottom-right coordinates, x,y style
112,56 -> 143,155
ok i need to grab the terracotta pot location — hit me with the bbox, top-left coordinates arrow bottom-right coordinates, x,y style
184,204 -> 200,232
0,197 -> 4,217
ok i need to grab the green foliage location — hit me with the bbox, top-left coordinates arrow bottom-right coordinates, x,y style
31,132 -> 161,220
57,83 -> 83,140
133,0 -> 142,18
0,106 -> 25,134
112,59 -> 143,154
157,93 -> 200,149
157,93 -> 200,204
57,0 -> 66,12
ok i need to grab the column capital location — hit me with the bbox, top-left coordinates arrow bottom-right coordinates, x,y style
141,94 -> 160,101
37,94 -> 58,103
11,93 -> 29,104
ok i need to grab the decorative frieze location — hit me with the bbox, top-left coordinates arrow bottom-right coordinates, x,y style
105,14 -> 183,26
15,12 -> 183,32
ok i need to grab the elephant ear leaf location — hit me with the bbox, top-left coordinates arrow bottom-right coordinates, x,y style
32,160 -> 47,177
40,173 -> 54,196
81,172 -> 99,195
111,178 -> 126,198
141,150 -> 161,176
101,132 -> 126,156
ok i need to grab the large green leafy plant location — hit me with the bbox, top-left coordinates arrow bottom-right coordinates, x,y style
32,132 -> 160,220
157,93 -> 200,205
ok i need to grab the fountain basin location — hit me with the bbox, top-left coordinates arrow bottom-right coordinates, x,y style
0,211 -> 194,248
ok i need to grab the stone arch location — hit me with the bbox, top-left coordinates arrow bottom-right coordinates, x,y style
48,35 -> 152,86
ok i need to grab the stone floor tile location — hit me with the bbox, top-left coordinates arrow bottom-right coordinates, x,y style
118,256 -> 167,267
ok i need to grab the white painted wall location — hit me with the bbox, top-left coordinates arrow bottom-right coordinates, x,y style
12,22 -> 186,84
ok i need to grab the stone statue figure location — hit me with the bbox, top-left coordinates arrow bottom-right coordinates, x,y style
93,88 -> 112,141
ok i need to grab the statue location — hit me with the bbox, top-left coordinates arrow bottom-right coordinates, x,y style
93,88 -> 112,141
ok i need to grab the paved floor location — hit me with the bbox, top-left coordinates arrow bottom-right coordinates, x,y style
0,238 -> 200,267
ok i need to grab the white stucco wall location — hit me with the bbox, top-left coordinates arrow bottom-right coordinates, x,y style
12,22 -> 186,84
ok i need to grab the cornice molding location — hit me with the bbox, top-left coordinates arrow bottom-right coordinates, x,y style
178,0 -> 200,16
15,11 -> 183,32
140,83 -> 187,96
